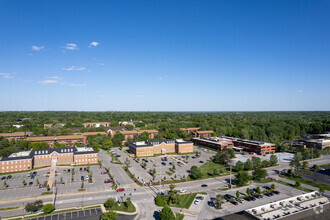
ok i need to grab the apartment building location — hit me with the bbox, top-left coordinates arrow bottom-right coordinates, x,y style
195,130 -> 214,138
0,146 -> 98,173
129,139 -> 193,157
119,129 -> 159,141
0,132 -> 30,141
233,139 -> 275,155
180,127 -> 200,135
83,122 -> 110,128
104,126 -> 126,136
26,135 -> 86,147
81,131 -> 108,136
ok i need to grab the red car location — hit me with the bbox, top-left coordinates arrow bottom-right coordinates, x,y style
116,188 -> 125,192
230,201 -> 239,205
104,179 -> 113,183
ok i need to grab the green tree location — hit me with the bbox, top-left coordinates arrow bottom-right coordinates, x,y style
155,195 -> 167,206
295,180 -> 301,188
112,133 -> 125,147
101,211 -> 118,220
104,198 -> 116,208
252,157 -> 262,169
270,183 -> 275,190
214,148 -> 231,165
235,161 -> 244,171
246,188 -> 251,196
103,139 -> 113,150
42,204 -> 55,214
25,203 -> 38,212
124,197 -> 132,208
236,190 -> 240,199
23,179 -> 26,186
256,186 -> 261,194
214,194 -> 224,209
46,184 -> 50,191
245,159 -> 253,170
229,148 -> 235,158
252,168 -> 268,180
269,154 -> 278,166
234,171 -> 252,186
262,160 -> 270,168
159,205 -> 175,220
319,185 -> 325,193
190,166 -> 202,179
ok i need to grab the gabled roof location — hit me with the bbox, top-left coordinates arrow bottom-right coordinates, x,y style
26,135 -> 85,142
0,132 -> 28,137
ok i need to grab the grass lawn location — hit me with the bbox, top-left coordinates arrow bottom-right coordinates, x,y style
170,193 -> 197,209
106,202 -> 136,213
279,174 -> 330,191
0,206 -> 18,211
276,180 -> 313,192
253,179 -> 273,183
319,163 -> 330,168
188,161 -> 229,181
175,212 -> 185,220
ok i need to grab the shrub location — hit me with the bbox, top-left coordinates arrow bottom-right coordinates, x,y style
155,195 -> 167,206
42,204 -> 55,214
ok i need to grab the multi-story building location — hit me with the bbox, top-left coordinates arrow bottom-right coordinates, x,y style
180,127 -> 200,135
83,122 -> 111,128
304,139 -> 330,150
0,132 -> 30,141
192,137 -> 233,151
233,139 -> 275,155
195,130 -> 214,138
104,126 -> 126,136
26,135 -> 86,147
129,139 -> 193,157
0,146 -> 98,173
119,129 -> 159,141
81,131 -> 108,136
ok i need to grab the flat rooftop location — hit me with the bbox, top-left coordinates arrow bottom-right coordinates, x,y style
75,146 -> 94,152
8,150 -> 32,158
246,191 -> 329,220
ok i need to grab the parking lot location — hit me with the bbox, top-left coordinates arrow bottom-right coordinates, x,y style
111,146 -> 216,184
27,208 -> 102,220
233,152 -> 294,165
198,182 -> 307,219
0,165 -> 114,201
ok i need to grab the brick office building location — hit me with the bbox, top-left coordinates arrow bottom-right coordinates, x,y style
233,139 -> 275,155
0,146 -> 98,173
129,139 -> 193,157
26,135 -> 86,148
192,137 -> 233,151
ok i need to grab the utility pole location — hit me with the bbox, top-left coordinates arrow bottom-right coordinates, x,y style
229,161 -> 232,189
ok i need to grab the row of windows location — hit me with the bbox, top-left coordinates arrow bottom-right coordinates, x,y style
2,164 -> 29,169
1,160 -> 30,165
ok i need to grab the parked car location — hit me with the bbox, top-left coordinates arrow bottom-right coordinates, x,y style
164,157 -> 168,161
7,175 -> 12,179
263,186 -> 270,190
27,173 -> 31,177
254,194 -> 263,199
169,162 -> 173,165
68,169 -> 71,172
180,189 -> 187,193
161,162 -> 166,166
192,156 -> 196,159
39,184 -> 42,188
31,176 -> 35,179
86,175 -> 89,180
104,179 -> 112,183
201,184 -> 208,187
230,200 -> 239,205
199,161 -> 204,163
272,191 -> 280,195
84,167 -> 87,171
194,200 -> 200,205
81,176 -> 84,181
116,188 -> 125,192
208,201 -> 215,207
196,196 -> 204,200
1,176 -> 6,180
80,168 -> 83,171
101,171 -> 107,174
63,170 -> 67,172
264,192 -> 274,197
236,198 -> 244,203
29,182 -> 33,186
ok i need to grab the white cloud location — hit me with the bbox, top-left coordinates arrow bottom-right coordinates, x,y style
28,53 -> 33,56
297,90 -> 303,93
99,95 -> 106,98
31,46 -> 44,51
62,43 -> 78,50
159,77 -> 163,80
89,41 -> 99,47
38,80 -> 58,85
47,76 -> 62,79
136,95 -> 143,98
62,66 -> 86,71
0,73 -> 13,79
61,83 -> 86,87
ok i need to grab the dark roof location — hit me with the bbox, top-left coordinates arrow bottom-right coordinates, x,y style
0,146 -> 97,161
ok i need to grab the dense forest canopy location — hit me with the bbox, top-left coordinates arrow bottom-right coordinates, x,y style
0,111 -> 329,145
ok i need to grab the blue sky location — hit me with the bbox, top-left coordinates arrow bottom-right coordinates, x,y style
0,0 -> 329,111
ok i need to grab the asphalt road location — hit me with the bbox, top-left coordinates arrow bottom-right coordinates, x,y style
0,153 -> 329,219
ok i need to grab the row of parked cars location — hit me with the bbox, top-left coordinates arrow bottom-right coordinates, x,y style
221,186 -> 281,206
1,175 -> 12,180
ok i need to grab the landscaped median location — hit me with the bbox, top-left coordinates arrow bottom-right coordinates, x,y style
279,174 -> 330,192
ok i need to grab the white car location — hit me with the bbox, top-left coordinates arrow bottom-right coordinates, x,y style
180,189 -> 187,193
194,200 -> 200,205
86,175 -> 89,180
